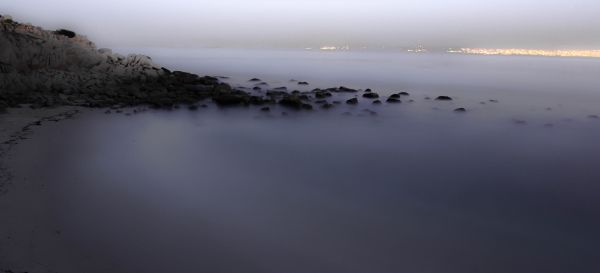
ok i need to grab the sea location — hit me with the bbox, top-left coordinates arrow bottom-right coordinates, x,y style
2,48 -> 600,273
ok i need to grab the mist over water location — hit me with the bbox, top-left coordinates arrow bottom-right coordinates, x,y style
2,51 -> 600,273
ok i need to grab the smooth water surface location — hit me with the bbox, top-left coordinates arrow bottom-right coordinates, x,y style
2,50 -> 600,273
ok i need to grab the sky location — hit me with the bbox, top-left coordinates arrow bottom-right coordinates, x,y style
1,0 -> 599,49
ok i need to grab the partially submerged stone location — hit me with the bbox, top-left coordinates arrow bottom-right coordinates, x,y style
435,96 -> 453,101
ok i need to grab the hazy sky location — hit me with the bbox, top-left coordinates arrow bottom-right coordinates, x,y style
2,0 -> 599,49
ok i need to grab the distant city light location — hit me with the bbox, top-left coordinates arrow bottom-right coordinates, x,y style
457,48 -> 600,58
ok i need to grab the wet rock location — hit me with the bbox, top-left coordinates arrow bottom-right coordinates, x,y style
298,81 -> 309,85
386,98 -> 402,103
279,96 -> 304,109
253,86 -> 261,91
373,100 -> 382,104
454,108 -> 467,112
389,94 -> 401,99
362,93 -> 379,99
273,87 -> 288,91
249,78 -> 261,82
315,91 -> 332,99
338,86 -> 358,93
365,88 -> 372,92
425,96 -> 432,100
346,98 -> 359,104
435,96 -> 453,101
398,92 -> 410,96
212,93 -> 248,106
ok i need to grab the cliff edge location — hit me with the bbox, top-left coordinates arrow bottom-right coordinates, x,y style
0,14 -> 227,110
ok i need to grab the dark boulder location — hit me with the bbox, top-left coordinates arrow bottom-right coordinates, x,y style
399,92 -> 410,96
389,94 -> 401,99
346,98 -> 359,104
298,81 -> 309,85
386,98 -> 402,103
212,93 -> 248,106
279,96 -> 304,109
454,108 -> 467,112
435,96 -> 453,101
315,91 -> 332,99
249,78 -> 261,82
54,29 -> 76,38
362,93 -> 379,99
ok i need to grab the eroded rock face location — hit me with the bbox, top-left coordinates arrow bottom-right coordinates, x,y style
0,16 -> 221,109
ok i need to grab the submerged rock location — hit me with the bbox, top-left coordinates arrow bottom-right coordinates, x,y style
454,108 -> 467,112
322,103 -> 334,109
373,100 -> 382,104
386,98 -> 401,103
346,98 -> 359,104
338,86 -> 358,93
249,78 -> 261,82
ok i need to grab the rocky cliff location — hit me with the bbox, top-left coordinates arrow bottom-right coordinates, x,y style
0,14 -> 226,110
